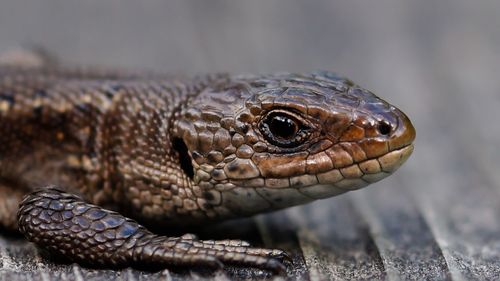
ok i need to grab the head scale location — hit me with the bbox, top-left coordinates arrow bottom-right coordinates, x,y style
172,71 -> 415,219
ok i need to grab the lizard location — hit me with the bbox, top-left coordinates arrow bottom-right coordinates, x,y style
0,54 -> 415,273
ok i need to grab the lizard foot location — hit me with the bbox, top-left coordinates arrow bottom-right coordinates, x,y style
17,188 -> 288,274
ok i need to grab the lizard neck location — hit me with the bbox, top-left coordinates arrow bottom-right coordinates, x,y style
114,75 -> 230,226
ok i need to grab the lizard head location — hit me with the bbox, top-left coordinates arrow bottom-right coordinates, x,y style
172,71 -> 415,218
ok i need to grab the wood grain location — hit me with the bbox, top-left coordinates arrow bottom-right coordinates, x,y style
1,0 -> 499,280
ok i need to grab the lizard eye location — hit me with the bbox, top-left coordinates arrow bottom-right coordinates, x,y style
259,110 -> 310,148
377,121 -> 392,136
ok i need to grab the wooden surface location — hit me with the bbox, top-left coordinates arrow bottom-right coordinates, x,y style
1,1 -> 499,280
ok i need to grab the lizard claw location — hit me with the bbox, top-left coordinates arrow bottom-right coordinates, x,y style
264,258 -> 288,274
185,239 -> 290,273
270,249 -> 293,263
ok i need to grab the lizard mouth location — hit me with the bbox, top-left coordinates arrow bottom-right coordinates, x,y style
226,144 -> 414,195
221,144 -> 414,215
296,144 -> 414,199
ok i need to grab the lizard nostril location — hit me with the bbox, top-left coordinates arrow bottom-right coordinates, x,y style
377,121 -> 392,136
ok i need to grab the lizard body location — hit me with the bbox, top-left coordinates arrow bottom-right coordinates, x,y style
0,64 -> 415,273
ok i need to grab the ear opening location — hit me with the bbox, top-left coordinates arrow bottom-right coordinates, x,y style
172,137 -> 194,179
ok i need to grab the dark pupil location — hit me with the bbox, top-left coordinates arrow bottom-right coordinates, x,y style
269,115 -> 298,139
377,121 -> 392,136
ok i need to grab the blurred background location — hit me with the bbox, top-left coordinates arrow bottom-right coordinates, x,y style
0,0 -> 499,280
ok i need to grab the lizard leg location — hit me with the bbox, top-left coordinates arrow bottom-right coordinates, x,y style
17,188 -> 289,273
0,182 -> 26,231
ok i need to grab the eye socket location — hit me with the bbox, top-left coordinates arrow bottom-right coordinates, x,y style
259,111 -> 310,148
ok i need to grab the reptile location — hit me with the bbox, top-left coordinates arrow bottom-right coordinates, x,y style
0,55 -> 415,273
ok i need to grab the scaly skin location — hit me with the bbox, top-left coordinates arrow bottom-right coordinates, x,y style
0,66 -> 415,273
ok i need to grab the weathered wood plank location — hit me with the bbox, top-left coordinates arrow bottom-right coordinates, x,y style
287,199 -> 385,281
255,213 -> 309,280
351,180 -> 451,281
394,40 -> 500,279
